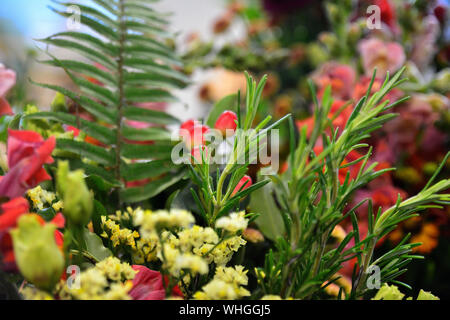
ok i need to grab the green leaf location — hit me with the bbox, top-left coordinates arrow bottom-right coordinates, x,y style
121,160 -> 178,181
122,126 -> 172,141
250,180 -> 285,241
124,106 -> 180,125
120,169 -> 186,203
206,94 -> 237,128
56,139 -> 115,165
24,112 -> 116,145
121,142 -> 174,159
83,229 -> 112,262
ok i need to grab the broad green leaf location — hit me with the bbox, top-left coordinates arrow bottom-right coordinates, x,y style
83,229 -> 112,262
250,181 -> 285,241
206,94 -> 237,128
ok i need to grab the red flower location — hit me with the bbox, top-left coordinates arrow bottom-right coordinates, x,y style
0,197 -> 29,271
0,130 -> 55,199
0,98 -> 13,117
215,111 -> 238,136
232,175 -> 252,197
129,265 -> 183,300
374,0 -> 397,30
297,100 -> 352,138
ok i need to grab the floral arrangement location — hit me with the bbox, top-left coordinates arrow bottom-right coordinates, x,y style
0,0 -> 448,301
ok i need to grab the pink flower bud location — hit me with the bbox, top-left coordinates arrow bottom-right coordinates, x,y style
232,175 -> 252,196
215,111 -> 238,136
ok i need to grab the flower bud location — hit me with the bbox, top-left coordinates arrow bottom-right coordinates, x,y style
232,175 -> 252,197
56,161 -> 93,226
11,215 -> 64,291
215,111 -> 238,136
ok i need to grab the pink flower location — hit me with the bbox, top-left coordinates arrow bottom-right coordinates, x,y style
312,62 -> 356,100
0,64 -> 16,116
358,38 -> 405,76
0,64 -> 16,98
129,265 -> 183,300
0,130 -> 55,199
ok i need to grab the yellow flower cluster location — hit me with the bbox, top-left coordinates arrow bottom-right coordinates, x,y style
59,257 -> 136,300
158,243 -> 209,277
101,216 -> 139,249
95,256 -> 136,281
194,236 -> 247,266
21,287 -> 54,300
100,216 -> 158,264
27,186 -> 63,212
110,207 -> 145,223
215,211 -> 248,233
137,209 -> 195,237
194,266 -> 250,300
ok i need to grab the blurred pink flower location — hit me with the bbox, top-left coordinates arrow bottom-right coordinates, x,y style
0,64 -> 16,116
410,15 -> 440,71
358,38 -> 405,76
0,64 -> 16,98
311,62 -> 356,100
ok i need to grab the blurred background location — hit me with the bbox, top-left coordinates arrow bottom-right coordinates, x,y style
0,0 -> 242,120
1,0 -> 449,298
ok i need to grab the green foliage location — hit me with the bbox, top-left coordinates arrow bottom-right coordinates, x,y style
31,0 -> 189,204
253,68 -> 450,299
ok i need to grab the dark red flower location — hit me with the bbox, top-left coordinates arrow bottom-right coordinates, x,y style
129,265 -> 183,300
0,130 -> 55,199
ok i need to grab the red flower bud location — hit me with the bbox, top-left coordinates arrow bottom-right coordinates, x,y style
232,175 -> 252,196
180,121 -> 209,149
215,111 -> 238,136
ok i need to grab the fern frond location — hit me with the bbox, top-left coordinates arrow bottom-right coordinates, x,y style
35,0 -> 189,203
